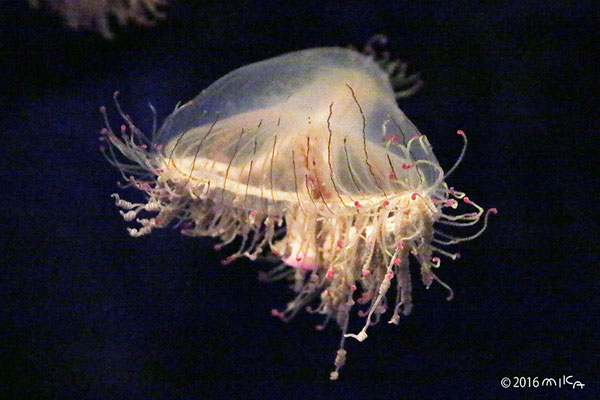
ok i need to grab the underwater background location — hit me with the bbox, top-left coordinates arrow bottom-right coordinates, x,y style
1,0 -> 598,398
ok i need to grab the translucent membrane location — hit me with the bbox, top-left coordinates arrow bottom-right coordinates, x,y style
101,43 -> 495,380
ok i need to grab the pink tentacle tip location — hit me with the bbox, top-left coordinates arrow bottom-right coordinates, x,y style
456,129 -> 466,136
326,267 -> 334,280
354,201 -> 361,207
100,128 -> 109,135
388,171 -> 396,179
401,163 -> 412,169
386,273 -> 394,280
114,90 -> 120,96
489,208 -> 498,214
120,125 -> 127,132
388,135 -> 399,142
351,284 -> 357,291
382,200 -> 390,208
445,199 -> 457,207
220,256 -> 235,265
155,169 -> 164,174
361,269 -> 371,276
396,241 -> 404,251
99,106 -> 106,113
337,240 -> 344,248
250,210 -> 258,216
270,309 -> 283,318
463,196 -> 473,204
213,243 -> 224,251
432,257 -> 441,263
411,192 -> 418,200
393,258 -> 402,266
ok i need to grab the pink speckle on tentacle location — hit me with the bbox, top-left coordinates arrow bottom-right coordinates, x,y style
326,266 -> 334,280
220,255 -> 236,265
282,254 -> 319,271
271,309 -> 288,321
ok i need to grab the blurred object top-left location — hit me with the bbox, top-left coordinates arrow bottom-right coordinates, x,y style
28,0 -> 169,39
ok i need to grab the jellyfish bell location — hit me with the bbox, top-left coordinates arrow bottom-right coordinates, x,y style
100,42 -> 496,380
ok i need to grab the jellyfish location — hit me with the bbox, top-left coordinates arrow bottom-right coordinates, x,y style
100,37 -> 496,380
29,0 -> 168,39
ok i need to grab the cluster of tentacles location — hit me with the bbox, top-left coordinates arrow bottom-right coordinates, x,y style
100,88 -> 496,380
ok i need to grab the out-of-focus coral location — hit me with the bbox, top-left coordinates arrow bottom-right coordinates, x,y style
28,0 -> 169,39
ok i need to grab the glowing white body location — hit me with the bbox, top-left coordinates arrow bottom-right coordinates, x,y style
101,43 -> 496,380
